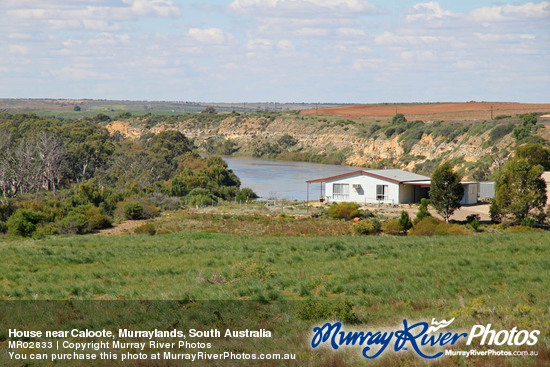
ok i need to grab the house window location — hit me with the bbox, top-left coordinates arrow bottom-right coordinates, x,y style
376,185 -> 388,201
333,183 -> 349,201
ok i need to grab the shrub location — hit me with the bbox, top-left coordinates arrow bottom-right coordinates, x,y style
236,188 -> 258,203
0,221 -> 7,234
382,219 -> 403,235
521,217 -> 536,228
398,210 -> 413,233
408,216 -> 443,236
186,188 -> 214,207
7,209 -> 45,237
415,198 -> 431,222
143,204 -> 160,219
327,202 -> 360,220
58,212 -> 88,234
84,206 -> 112,230
123,202 -> 144,220
34,224 -> 60,238
466,214 -> 480,223
433,223 -> 467,235
392,113 -> 407,124
134,222 -> 156,235
352,218 -> 381,235
470,219 -> 480,231
58,205 -> 111,234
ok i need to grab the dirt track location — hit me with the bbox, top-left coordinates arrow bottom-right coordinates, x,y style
304,102 -> 550,121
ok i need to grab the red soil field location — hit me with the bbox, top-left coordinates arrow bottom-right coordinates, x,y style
303,102 -> 550,121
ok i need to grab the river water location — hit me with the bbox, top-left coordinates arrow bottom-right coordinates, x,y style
223,157 -> 359,201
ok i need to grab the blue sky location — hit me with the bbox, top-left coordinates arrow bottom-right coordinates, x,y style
1,0 -> 549,103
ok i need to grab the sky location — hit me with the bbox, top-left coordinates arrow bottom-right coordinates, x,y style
0,0 -> 549,103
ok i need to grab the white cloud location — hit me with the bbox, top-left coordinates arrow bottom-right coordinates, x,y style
469,1 -> 550,22
188,28 -> 231,44
374,31 -> 448,46
406,2 -> 455,22
229,0 -> 382,16
3,0 -> 180,31
277,40 -> 295,51
247,38 -> 273,51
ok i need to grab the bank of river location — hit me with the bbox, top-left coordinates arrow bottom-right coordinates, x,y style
223,157 -> 358,201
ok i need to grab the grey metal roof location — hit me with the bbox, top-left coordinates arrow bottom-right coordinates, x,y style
364,169 -> 431,183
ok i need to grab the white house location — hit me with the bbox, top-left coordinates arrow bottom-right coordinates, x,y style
306,169 -> 478,205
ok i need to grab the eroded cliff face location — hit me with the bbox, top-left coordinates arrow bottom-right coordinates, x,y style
106,114 -> 519,176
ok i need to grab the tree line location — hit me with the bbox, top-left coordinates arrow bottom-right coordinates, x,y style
0,112 -> 256,237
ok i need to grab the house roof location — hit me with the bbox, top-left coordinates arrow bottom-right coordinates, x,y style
306,169 -> 431,184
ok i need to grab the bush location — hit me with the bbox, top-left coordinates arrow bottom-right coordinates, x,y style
58,212 -> 88,234
236,188 -> 258,203
7,209 -> 45,237
327,202 -> 360,220
123,202 -> 144,220
0,221 -> 7,234
398,210 -> 413,233
466,214 -> 480,223
352,218 -> 381,235
392,113 -> 407,124
382,219 -> 403,235
134,222 -> 156,235
186,188 -> 215,207
34,224 -> 60,238
415,198 -> 431,222
521,217 -> 536,228
58,205 -> 112,234
84,206 -> 112,230
433,223 -> 467,235
408,217 -> 443,236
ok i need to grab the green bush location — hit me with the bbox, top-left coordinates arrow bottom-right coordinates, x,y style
186,188 -> 214,207
352,218 -> 381,235
521,217 -> 536,228
58,212 -> 88,234
408,216 -> 443,236
7,209 -> 45,237
134,222 -> 156,235
34,224 -> 60,238
415,198 -> 431,222
433,223 -> 467,236
236,188 -> 258,203
327,202 -> 360,220
58,205 -> 112,234
398,210 -> 413,232
123,202 -> 144,220
0,221 -> 7,234
382,219 -> 403,235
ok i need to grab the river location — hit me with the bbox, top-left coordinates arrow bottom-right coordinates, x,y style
223,157 -> 359,201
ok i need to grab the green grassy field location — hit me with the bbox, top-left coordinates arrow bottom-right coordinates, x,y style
1,231 -> 548,365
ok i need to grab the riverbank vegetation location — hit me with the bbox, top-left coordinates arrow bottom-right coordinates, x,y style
0,112 -> 256,238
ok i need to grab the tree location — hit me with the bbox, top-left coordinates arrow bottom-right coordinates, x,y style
429,162 -> 464,223
515,143 -> 550,170
490,157 -> 547,224
512,114 -> 538,142
392,113 -> 407,124
398,210 -> 412,234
